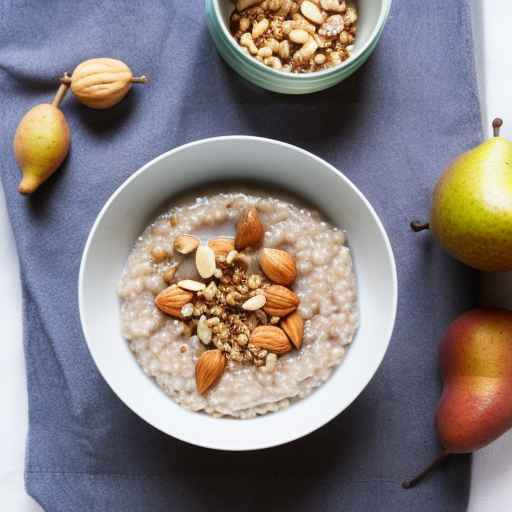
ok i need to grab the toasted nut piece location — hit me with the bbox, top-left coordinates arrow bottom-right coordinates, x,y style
197,315 -> 213,345
266,37 -> 280,53
178,279 -> 206,292
180,303 -> 194,317
239,16 -> 251,32
289,28 -> 310,44
280,311 -> 304,349
314,53 -> 326,65
202,281 -> 218,301
155,286 -> 193,317
250,325 -> 292,355
235,207 -> 264,250
242,294 -> 267,311
252,18 -> 269,39
293,36 -> 318,63
279,40 -> 290,59
276,0 -> 293,16
263,284 -> 300,317
258,46 -> 273,58
208,237 -> 235,257
163,266 -> 177,284
195,349 -> 226,394
321,0 -> 346,13
319,14 -> 344,37
283,19 -> 316,35
339,30 -> 350,45
174,234 -> 199,255
247,274 -> 262,289
344,5 -> 357,25
259,248 -> 297,285
264,56 -> 283,70
240,32 -> 258,55
301,0 -> 324,24
196,245 -> 216,279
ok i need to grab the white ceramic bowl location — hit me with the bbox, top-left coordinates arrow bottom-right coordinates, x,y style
79,136 -> 397,451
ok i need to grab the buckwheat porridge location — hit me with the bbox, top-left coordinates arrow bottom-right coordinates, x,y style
118,189 -> 358,418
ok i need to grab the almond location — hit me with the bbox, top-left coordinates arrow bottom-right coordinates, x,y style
235,207 -> 264,250
259,248 -> 297,285
208,237 -> 235,257
197,315 -> 212,345
174,234 -> 199,255
242,294 -> 267,311
280,311 -> 304,350
195,245 -> 216,278
195,349 -> 226,394
301,0 -> 324,24
154,285 -> 193,317
263,285 -> 300,317
177,279 -> 206,292
250,325 -> 292,355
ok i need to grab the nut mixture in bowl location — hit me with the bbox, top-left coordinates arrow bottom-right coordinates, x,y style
118,190 -> 358,418
230,0 -> 358,73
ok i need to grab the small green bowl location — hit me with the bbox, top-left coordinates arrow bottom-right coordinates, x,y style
205,0 -> 392,94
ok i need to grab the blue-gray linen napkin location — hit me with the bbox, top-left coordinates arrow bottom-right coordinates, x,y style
0,0 -> 482,510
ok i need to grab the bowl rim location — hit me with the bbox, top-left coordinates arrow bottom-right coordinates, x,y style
78,135 -> 398,451
209,0 -> 393,80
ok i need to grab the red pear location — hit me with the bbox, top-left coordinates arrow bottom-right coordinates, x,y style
403,308 -> 512,488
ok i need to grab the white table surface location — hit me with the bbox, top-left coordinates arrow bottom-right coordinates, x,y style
1,1 -> 511,510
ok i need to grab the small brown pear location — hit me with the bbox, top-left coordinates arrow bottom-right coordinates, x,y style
403,309 -> 512,488
14,84 -> 70,194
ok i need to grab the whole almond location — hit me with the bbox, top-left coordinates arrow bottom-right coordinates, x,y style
263,285 -> 300,317
280,311 -> 304,350
195,349 -> 226,394
242,294 -> 267,311
235,207 -> 264,250
155,285 -> 194,317
259,248 -> 297,285
174,234 -> 199,255
177,279 -> 206,292
208,237 -> 235,257
250,325 -> 292,355
196,245 -> 216,278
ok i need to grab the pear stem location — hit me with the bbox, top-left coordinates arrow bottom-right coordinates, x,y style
410,220 -> 430,232
493,118 -> 503,137
52,82 -> 69,108
60,72 -> 72,85
402,452 -> 450,489
131,75 -> 148,84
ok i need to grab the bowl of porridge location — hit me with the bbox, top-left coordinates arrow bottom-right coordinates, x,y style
205,0 -> 392,94
79,136 -> 397,450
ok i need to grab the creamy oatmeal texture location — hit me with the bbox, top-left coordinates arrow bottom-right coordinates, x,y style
118,191 -> 358,418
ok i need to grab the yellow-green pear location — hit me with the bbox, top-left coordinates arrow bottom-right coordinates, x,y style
13,84 -> 70,195
412,119 -> 512,272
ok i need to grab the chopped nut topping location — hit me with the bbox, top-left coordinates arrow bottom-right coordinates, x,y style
157,224 -> 303,387
181,303 -> 194,317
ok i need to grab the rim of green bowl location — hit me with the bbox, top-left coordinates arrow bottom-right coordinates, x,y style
208,0 -> 392,81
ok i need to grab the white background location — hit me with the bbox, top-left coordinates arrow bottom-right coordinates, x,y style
1,1 -> 511,510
